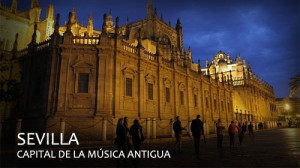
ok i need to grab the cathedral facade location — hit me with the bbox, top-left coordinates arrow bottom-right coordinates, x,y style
0,0 -> 278,141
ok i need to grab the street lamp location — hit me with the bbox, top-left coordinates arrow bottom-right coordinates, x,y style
285,104 -> 290,111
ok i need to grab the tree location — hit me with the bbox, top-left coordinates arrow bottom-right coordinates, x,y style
289,74 -> 300,98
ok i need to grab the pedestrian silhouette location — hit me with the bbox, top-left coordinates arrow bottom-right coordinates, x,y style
191,114 -> 204,158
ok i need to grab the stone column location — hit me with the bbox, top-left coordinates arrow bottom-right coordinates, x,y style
15,119 -> 22,143
170,119 -> 174,137
152,118 -> 156,139
102,118 -> 107,141
60,118 -> 65,140
146,118 -> 150,139
112,118 -> 117,139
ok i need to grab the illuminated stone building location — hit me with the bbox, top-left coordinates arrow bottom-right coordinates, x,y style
0,0 -> 278,140
202,51 -> 277,126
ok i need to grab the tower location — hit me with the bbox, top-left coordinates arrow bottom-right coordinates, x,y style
70,5 -> 78,24
31,0 -> 39,8
29,0 -> 41,22
106,9 -> 114,33
45,5 -> 54,39
147,0 -> 153,19
87,13 -> 94,36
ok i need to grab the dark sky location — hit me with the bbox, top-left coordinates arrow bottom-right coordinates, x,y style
2,0 -> 299,98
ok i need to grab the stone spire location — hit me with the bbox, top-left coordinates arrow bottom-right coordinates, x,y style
106,9 -> 114,32
63,12 -> 73,44
31,0 -> 39,8
176,18 -> 183,51
198,59 -> 202,74
115,16 -> 120,37
154,8 -> 158,18
101,13 -> 107,35
46,5 -> 54,20
54,13 -> 60,34
188,46 -> 192,59
147,0 -> 153,19
248,61 -> 252,72
126,17 -> 129,25
168,19 -> 171,26
11,0 -> 17,13
66,12 -> 72,33
31,23 -> 37,45
160,13 -> 163,21
87,13 -> 94,36
70,5 -> 78,24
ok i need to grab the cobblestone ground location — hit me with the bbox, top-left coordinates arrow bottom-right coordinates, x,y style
1,128 -> 299,167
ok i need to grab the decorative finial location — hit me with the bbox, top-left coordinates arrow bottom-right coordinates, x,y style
66,12 -> 72,32
54,13 -> 60,33
31,23 -> 37,44
154,8 -> 157,17
102,13 -> 107,35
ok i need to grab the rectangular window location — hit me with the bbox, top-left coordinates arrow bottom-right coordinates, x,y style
180,91 -> 184,105
205,97 -> 209,108
126,78 -> 132,97
78,73 -> 89,93
165,87 -> 170,102
194,94 -> 198,107
148,83 -> 153,100
214,99 -> 217,110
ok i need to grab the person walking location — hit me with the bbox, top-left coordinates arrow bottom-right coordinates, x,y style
228,121 -> 238,149
123,117 -> 131,152
216,118 -> 225,148
173,116 -> 185,153
237,123 -> 244,146
129,119 -> 144,151
115,118 -> 126,166
191,115 -> 204,157
248,122 -> 254,137
116,118 -> 126,152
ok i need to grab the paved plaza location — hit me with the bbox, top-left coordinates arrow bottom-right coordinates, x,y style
1,128 -> 299,167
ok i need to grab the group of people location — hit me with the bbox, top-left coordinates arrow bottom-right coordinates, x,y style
115,117 -> 144,154
172,115 -> 205,158
225,120 -> 255,149
115,115 -> 257,160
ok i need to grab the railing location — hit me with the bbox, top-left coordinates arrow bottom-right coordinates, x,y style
143,50 -> 157,61
73,36 -> 99,45
121,40 -> 137,54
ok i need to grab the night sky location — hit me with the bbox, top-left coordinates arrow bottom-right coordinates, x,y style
2,0 -> 299,98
